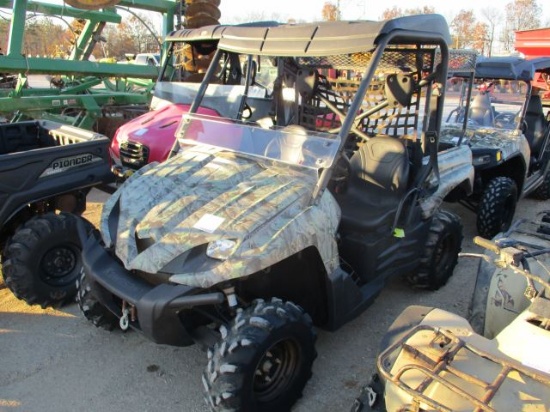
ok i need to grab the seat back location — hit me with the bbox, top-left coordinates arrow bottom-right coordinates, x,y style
469,93 -> 494,127
349,136 -> 409,199
524,94 -> 547,156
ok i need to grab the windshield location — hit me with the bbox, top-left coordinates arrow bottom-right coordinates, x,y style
445,78 -> 528,131
176,113 -> 340,171
443,77 -> 472,125
472,79 -> 528,130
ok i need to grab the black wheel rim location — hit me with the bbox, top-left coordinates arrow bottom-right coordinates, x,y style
40,245 -> 79,286
253,338 -> 300,403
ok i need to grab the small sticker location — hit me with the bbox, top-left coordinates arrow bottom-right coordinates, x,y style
393,228 -> 405,238
134,128 -> 149,136
193,214 -> 225,233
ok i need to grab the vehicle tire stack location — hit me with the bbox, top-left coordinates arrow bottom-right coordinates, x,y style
182,0 -> 221,73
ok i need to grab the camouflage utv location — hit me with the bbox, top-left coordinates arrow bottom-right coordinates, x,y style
78,15 -> 473,411
441,57 -> 550,238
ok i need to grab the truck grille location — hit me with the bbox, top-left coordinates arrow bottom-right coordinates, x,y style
120,141 -> 149,169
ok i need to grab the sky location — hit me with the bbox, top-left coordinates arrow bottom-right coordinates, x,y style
219,0 -> 550,26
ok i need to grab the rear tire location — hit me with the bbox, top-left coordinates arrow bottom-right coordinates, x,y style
203,298 -> 317,412
408,210 -> 462,290
2,213 -> 90,308
477,177 -> 517,239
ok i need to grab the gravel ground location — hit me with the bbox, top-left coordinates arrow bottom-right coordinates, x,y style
0,188 -> 547,412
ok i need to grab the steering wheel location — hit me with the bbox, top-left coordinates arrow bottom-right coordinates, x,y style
494,112 -> 517,129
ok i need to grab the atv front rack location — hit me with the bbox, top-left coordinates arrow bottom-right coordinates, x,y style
377,324 -> 550,412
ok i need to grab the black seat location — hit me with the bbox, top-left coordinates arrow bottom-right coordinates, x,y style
336,136 -> 410,233
469,93 -> 494,127
524,94 -> 547,156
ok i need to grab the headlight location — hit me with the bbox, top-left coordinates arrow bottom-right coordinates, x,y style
206,239 -> 238,260
472,154 -> 492,166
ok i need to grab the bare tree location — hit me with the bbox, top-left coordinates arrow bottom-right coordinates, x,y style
502,0 -> 542,51
481,7 -> 502,56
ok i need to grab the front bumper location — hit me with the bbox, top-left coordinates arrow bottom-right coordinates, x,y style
81,231 -> 225,346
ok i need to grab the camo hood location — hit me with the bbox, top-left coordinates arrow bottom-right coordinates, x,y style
440,124 -> 530,162
101,144 -> 341,288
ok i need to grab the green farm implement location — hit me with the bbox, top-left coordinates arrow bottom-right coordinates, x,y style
0,0 -> 181,136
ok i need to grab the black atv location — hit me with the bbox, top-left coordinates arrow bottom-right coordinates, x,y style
78,16 -> 473,411
441,56 -> 550,238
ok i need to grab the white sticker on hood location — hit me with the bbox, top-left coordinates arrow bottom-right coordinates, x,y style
193,214 -> 225,233
134,128 -> 149,136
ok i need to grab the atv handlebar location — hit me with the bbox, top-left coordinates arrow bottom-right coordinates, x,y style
473,236 -> 501,254
460,237 -> 550,300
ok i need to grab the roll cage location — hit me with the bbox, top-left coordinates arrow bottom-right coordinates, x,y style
176,16 -> 452,204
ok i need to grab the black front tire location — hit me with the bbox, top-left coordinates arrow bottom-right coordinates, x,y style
1,213 -> 90,308
203,298 -> 317,412
408,210 -> 463,290
76,270 -> 118,331
477,177 -> 518,239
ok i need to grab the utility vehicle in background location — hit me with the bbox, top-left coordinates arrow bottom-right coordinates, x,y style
441,57 -> 550,238
110,22 -> 279,178
0,120 -> 112,307
78,16 -> 473,411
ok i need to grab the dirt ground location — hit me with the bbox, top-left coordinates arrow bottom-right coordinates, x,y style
0,189 -> 547,412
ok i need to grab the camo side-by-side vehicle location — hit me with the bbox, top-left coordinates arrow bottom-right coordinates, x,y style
441,57 -> 550,238
78,15 -> 474,411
